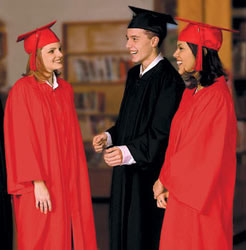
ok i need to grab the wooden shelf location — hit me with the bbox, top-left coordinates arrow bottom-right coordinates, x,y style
232,8 -> 246,17
71,80 -> 126,86
76,109 -> 118,116
64,51 -> 129,56
232,10 -> 246,125
62,22 -> 128,196
88,167 -> 113,198
234,76 -> 246,81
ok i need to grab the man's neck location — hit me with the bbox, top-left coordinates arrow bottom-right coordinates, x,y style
141,51 -> 159,71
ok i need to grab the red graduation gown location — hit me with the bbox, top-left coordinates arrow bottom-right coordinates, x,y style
159,76 -> 237,250
4,76 -> 97,250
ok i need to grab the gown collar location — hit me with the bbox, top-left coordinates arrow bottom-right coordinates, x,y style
140,53 -> 163,77
45,73 -> 59,90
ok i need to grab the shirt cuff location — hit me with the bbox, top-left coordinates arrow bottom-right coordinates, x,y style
105,132 -> 113,146
118,146 -> 136,165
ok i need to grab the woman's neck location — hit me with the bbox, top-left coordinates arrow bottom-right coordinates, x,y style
46,73 -> 53,85
192,72 -> 203,91
196,83 -> 203,92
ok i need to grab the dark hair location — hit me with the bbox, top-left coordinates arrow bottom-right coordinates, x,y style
187,42 -> 227,87
144,29 -> 165,48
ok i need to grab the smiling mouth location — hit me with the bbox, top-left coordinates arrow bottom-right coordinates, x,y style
130,51 -> 137,55
177,61 -> 182,66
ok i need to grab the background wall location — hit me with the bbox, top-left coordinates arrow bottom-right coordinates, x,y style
0,0 -> 153,87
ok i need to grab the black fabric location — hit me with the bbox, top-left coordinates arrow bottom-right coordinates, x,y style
128,6 -> 176,42
0,99 -> 13,250
108,59 -> 185,250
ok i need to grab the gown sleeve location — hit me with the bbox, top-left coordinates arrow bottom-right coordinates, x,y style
127,73 -> 183,165
159,89 -> 237,213
4,82 -> 45,195
106,72 -> 133,144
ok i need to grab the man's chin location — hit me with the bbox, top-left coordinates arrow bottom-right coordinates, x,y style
130,58 -> 140,64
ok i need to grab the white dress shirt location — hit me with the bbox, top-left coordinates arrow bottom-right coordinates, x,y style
45,73 -> 59,90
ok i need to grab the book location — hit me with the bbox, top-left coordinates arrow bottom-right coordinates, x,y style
72,55 -> 132,83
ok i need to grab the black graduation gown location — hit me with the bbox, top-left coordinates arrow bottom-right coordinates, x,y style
0,99 -> 13,250
108,58 -> 185,250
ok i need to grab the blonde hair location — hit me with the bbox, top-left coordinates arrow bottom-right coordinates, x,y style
24,48 -> 53,82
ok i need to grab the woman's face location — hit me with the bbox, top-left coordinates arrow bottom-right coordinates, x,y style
173,41 -> 196,75
41,42 -> 63,73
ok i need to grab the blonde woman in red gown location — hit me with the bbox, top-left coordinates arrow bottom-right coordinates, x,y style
4,21 -> 97,250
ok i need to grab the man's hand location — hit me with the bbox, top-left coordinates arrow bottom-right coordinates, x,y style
34,181 -> 52,214
103,146 -> 123,167
92,133 -> 108,153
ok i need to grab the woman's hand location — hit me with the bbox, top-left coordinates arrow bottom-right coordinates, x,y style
33,181 -> 52,214
156,191 -> 169,209
153,179 -> 165,199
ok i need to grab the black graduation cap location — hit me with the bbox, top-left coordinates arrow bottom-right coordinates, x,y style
128,6 -> 177,42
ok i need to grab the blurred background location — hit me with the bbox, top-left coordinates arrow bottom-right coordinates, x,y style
0,0 -> 245,249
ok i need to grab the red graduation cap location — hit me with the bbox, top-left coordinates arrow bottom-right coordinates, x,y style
17,21 -> 59,71
175,17 -> 238,71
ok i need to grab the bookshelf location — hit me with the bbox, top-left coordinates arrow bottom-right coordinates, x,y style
62,21 -> 131,169
232,1 -> 246,238
62,21 -> 134,250
0,20 -> 7,87
232,4 -> 246,161
232,6 -> 246,121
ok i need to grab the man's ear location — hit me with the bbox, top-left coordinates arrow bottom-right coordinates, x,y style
151,36 -> 159,48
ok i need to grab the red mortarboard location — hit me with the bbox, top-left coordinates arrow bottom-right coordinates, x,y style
176,17 -> 238,71
17,21 -> 59,71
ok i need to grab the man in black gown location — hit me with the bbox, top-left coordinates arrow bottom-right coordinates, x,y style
0,98 -> 13,250
93,6 -> 184,250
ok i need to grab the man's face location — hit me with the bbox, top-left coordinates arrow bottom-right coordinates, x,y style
126,28 -> 156,66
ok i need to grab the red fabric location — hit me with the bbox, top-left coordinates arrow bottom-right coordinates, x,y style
159,76 -> 237,250
17,21 -> 59,71
176,17 -> 238,71
4,76 -> 97,250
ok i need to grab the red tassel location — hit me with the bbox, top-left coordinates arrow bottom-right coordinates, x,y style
193,26 -> 203,72
30,32 -> 40,71
194,43 -> 203,72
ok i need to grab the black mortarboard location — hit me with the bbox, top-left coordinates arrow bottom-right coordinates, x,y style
128,6 -> 177,42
